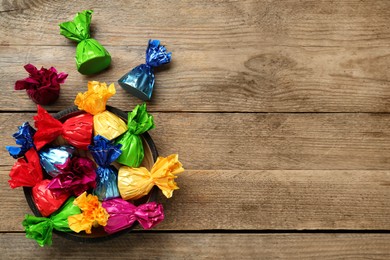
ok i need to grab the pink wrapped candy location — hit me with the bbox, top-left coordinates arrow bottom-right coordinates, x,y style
102,198 -> 164,234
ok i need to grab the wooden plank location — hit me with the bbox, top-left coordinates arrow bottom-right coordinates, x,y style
1,0 -> 390,48
1,44 -> 390,112
1,169 -> 390,231
2,113 -> 390,170
1,0 -> 390,113
0,233 -> 389,259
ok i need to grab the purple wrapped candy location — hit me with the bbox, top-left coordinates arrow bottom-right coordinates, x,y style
102,198 -> 164,234
47,157 -> 96,196
6,122 -> 36,158
39,146 -> 75,177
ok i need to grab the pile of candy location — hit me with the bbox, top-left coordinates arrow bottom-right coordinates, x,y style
7,10 -> 181,247
7,10 -> 180,246
7,82 -> 183,246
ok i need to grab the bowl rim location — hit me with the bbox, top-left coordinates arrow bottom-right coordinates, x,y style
23,105 -> 159,243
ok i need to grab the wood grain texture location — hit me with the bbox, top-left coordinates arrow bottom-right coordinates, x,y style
2,113 -> 390,170
1,0 -> 390,112
1,0 -> 390,257
1,169 -> 390,231
1,45 -> 390,113
1,0 -> 390,48
1,233 -> 390,259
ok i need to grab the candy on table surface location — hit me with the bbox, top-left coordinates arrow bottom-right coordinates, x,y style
39,146 -> 75,177
59,10 -> 111,75
14,64 -> 68,105
74,81 -> 127,140
115,103 -> 155,167
47,156 -> 96,197
88,135 -> 122,201
6,122 -> 36,159
8,148 -> 69,216
33,105 -> 93,150
68,192 -> 109,234
102,198 -> 164,234
118,39 -> 172,101
118,154 -> 184,200
22,197 -> 80,247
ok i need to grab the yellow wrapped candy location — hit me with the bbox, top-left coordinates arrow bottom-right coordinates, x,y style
94,110 -> 128,140
74,81 -> 127,140
68,192 -> 109,234
118,154 -> 184,200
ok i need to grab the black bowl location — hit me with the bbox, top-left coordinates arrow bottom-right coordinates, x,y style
23,105 -> 158,243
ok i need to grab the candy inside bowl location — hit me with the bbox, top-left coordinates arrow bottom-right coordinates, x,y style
22,105 -> 159,242
7,82 -> 183,247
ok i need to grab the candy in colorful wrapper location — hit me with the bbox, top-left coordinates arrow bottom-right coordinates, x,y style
33,105 -> 93,150
118,154 -> 184,200
74,81 -> 127,140
33,179 -> 71,217
94,110 -> 128,140
118,39 -> 172,101
88,135 -> 122,201
102,198 -> 164,234
39,146 -> 74,177
6,122 -> 36,159
68,192 -> 109,234
22,197 -> 80,247
115,103 -> 154,167
59,10 -> 111,75
47,157 -> 96,197
8,149 -> 70,216
14,64 -> 68,105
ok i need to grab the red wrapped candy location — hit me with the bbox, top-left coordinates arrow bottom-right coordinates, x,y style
15,64 -> 68,105
33,105 -> 93,150
8,149 -> 69,217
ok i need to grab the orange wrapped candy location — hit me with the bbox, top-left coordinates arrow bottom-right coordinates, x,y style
74,81 -> 127,140
118,154 -> 184,200
68,192 -> 109,234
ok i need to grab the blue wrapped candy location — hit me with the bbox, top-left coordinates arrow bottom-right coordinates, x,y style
118,39 -> 172,101
6,122 -> 36,158
39,146 -> 75,177
88,135 -> 122,201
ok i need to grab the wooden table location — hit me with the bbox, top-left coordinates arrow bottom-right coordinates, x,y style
1,0 -> 390,258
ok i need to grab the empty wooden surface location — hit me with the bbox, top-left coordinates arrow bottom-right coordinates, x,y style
1,233 -> 390,260
1,0 -> 390,259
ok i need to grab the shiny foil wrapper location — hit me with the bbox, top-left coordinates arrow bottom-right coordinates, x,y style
59,10 -> 111,75
74,81 -> 128,140
6,122 -> 36,159
33,105 -> 93,150
115,103 -> 154,167
14,64 -> 68,105
47,157 -> 96,196
102,198 -> 164,234
68,192 -> 109,234
118,154 -> 184,200
39,146 -> 75,177
93,111 -> 127,140
118,39 -> 171,101
89,135 -> 122,201
74,81 -> 115,115
23,197 -> 80,247
32,179 -> 70,217
8,149 -> 69,216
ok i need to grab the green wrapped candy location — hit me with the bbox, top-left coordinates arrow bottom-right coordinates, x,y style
59,10 -> 111,75
116,103 -> 155,167
22,197 -> 80,247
